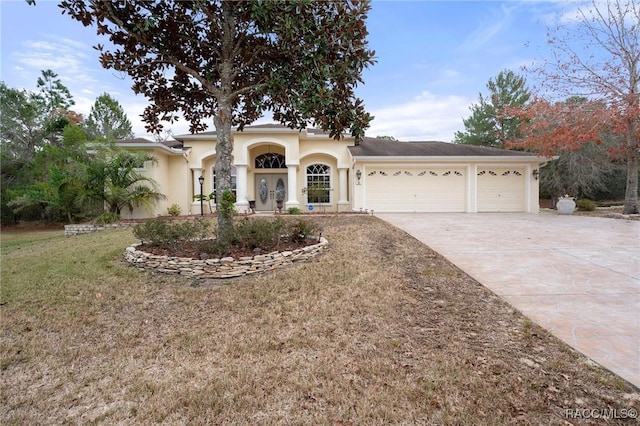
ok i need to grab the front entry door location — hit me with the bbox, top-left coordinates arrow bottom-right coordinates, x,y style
255,174 -> 287,211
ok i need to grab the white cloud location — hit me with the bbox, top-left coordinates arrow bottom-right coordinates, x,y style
459,4 -> 516,53
12,37 -> 98,89
366,91 -> 472,142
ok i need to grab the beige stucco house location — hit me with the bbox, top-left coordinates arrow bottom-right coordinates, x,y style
117,124 -> 548,218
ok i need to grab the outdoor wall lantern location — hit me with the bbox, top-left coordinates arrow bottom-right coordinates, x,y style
532,169 -> 540,181
355,169 -> 362,185
198,175 -> 205,216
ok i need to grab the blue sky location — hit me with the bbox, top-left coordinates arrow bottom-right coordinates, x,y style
1,0 -> 586,142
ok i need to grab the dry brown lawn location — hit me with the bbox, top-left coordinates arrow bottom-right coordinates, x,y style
1,215 -> 638,424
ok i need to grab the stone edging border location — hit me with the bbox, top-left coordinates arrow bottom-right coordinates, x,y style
64,223 -> 135,236
124,237 -> 328,279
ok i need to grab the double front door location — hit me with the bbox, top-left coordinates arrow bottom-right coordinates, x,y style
255,174 -> 287,211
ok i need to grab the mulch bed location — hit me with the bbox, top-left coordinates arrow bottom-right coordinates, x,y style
136,238 -> 316,259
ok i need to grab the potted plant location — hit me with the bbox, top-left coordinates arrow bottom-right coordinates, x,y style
275,191 -> 285,213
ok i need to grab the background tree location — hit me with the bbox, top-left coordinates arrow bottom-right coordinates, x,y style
84,92 -> 134,141
520,0 -> 639,214
36,69 -> 75,111
37,69 -> 79,144
0,82 -> 48,162
539,142 -> 618,206
454,69 -> 531,148
375,135 -> 398,141
1,75 -> 76,223
60,0 -> 375,241
7,124 -> 91,223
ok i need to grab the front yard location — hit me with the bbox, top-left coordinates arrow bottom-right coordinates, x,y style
1,216 -> 637,424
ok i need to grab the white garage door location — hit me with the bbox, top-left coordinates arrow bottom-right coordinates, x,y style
365,167 -> 466,212
477,167 -> 525,212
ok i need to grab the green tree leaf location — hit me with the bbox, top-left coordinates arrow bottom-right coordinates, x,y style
454,69 -> 531,149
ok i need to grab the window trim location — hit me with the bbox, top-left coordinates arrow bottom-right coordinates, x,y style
305,163 -> 332,205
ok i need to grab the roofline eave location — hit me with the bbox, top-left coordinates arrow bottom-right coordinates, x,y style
174,127 -> 353,141
115,142 -> 187,155
349,155 -> 553,163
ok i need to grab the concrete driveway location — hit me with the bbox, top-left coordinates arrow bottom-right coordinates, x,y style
378,213 -> 640,388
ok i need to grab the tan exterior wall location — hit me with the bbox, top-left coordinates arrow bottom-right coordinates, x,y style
181,130 -> 355,213
120,149 -> 189,219
118,129 -> 545,218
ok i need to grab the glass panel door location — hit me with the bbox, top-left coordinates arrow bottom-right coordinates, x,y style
254,174 -> 287,211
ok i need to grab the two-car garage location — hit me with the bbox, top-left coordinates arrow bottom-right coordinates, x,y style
361,165 -> 528,213
349,139 -> 544,214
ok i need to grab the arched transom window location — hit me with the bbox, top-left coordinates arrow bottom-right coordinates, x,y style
255,153 -> 286,169
306,164 -> 331,204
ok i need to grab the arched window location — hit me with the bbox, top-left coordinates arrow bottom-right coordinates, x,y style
255,153 -> 286,169
306,164 -> 331,204
211,165 -> 237,200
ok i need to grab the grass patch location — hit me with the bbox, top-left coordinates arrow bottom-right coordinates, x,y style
1,216 -> 637,424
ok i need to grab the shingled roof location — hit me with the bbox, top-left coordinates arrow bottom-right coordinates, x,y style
117,137 -> 184,150
171,124 -> 536,157
349,138 -> 537,157
174,123 -> 330,140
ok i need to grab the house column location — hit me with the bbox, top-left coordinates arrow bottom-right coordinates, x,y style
338,167 -> 348,211
468,164 -> 477,213
524,164 -> 533,213
286,165 -> 299,208
235,165 -> 249,210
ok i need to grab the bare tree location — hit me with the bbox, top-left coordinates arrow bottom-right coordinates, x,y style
534,0 -> 639,213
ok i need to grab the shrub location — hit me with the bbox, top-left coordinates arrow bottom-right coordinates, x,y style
286,207 -> 302,215
576,199 -> 596,211
596,200 -> 624,208
219,189 -> 236,219
133,218 -> 211,250
288,219 -> 318,243
133,216 -> 318,256
93,212 -> 120,224
233,217 -> 286,250
167,204 -> 182,216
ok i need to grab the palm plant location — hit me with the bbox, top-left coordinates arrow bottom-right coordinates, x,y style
87,150 -> 165,216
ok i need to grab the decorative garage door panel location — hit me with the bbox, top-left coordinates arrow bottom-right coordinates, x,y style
365,168 -> 466,212
477,168 -> 525,212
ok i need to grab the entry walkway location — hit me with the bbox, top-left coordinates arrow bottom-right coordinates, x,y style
378,213 -> 640,388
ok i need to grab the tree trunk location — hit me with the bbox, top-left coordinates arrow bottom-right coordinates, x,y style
213,104 -> 234,243
622,120 -> 639,215
213,2 -> 237,244
622,150 -> 638,214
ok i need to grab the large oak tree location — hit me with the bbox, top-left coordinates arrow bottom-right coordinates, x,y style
59,0 -> 375,238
